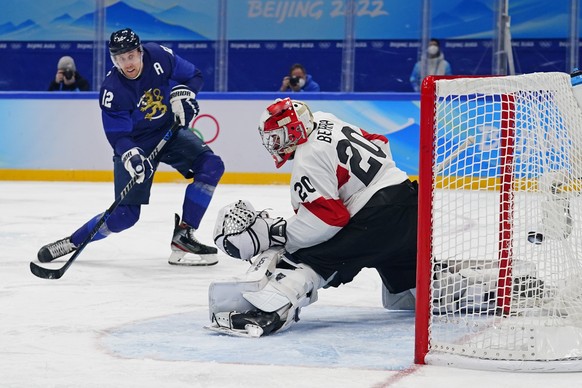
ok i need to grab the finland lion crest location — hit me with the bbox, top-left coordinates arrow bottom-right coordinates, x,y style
138,88 -> 167,120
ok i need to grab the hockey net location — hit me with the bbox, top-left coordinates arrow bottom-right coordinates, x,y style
415,72 -> 582,372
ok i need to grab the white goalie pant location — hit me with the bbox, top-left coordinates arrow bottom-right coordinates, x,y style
208,247 -> 326,333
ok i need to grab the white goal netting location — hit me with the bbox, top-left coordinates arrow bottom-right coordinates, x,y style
419,72 -> 582,372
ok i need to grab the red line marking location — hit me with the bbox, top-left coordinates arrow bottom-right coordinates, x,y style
372,364 -> 423,388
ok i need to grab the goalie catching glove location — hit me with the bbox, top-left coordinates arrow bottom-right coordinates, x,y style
122,147 -> 153,184
213,200 -> 287,260
169,85 -> 199,127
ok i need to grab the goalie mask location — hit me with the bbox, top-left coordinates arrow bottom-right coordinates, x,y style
258,98 -> 314,168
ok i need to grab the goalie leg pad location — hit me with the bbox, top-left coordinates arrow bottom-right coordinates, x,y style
382,286 -> 416,310
432,259 -> 541,314
241,263 -> 325,334
206,248 -> 324,336
208,248 -> 282,320
242,264 -> 324,313
535,171 -> 573,240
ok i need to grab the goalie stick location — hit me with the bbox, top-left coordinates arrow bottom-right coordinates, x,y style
29,121 -> 181,280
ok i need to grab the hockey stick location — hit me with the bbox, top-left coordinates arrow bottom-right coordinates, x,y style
30,121 -> 181,279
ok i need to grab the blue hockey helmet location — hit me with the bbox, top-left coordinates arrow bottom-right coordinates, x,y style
109,28 -> 141,56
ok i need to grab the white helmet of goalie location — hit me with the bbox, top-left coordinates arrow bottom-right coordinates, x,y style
258,98 -> 314,168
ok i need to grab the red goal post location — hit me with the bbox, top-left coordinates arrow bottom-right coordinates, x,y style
415,73 -> 582,372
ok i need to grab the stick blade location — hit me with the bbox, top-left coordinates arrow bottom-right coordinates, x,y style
30,262 -> 64,280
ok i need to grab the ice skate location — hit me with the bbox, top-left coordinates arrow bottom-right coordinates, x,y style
37,237 -> 76,263
169,214 -> 218,266
205,310 -> 283,338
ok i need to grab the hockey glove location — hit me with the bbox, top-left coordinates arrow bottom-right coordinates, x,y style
170,85 -> 199,128
213,200 -> 287,260
121,147 -> 153,184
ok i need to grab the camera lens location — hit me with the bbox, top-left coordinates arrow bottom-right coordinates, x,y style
63,69 -> 74,80
289,76 -> 300,86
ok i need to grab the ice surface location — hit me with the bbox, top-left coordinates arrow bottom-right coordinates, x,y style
1,181 -> 581,387
103,307 -> 415,370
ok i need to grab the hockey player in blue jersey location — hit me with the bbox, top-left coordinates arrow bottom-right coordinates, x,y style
37,28 -> 224,266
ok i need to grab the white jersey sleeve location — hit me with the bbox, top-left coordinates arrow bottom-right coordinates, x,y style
284,111 -> 408,253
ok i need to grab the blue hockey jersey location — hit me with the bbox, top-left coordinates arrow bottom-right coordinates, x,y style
99,42 -> 203,156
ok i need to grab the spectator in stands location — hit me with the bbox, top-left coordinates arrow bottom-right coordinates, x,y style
410,39 -> 452,92
48,56 -> 90,91
279,63 -> 320,92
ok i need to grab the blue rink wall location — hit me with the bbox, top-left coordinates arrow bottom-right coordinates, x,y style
0,92 -> 421,184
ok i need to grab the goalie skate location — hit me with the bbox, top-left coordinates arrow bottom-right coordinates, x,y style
205,322 -> 264,338
204,325 -> 263,338
205,310 -> 282,338
169,214 -> 218,266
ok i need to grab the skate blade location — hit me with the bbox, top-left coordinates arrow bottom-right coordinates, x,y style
168,250 -> 219,266
204,324 -> 263,338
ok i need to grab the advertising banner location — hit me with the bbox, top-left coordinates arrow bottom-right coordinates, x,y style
0,93 -> 421,180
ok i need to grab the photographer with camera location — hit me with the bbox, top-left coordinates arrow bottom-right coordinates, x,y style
48,56 -> 90,91
279,63 -> 320,92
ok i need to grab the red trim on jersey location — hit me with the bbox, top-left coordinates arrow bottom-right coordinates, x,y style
360,128 -> 388,143
336,165 -> 350,189
303,197 -> 350,227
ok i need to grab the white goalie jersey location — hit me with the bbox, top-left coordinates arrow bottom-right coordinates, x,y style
285,111 -> 409,253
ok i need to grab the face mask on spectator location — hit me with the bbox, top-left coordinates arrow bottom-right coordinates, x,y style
427,45 -> 439,56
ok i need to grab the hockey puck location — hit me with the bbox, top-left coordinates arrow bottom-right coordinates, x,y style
527,231 -> 544,244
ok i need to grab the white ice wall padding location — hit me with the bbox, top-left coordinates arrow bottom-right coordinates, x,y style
426,72 -> 582,371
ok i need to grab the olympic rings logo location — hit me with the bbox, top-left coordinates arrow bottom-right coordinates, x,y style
189,114 -> 220,144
